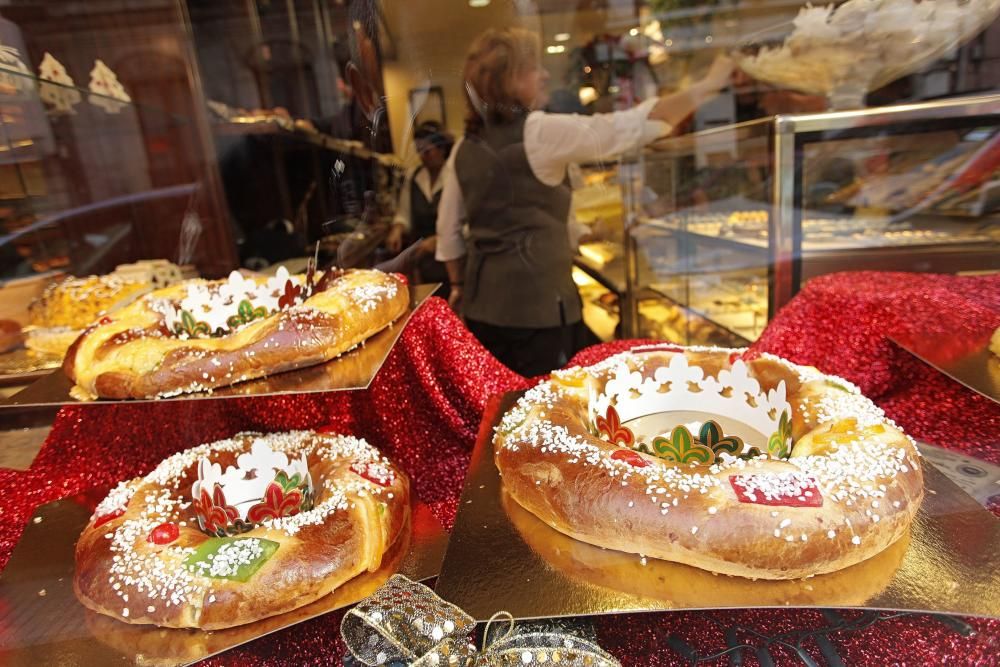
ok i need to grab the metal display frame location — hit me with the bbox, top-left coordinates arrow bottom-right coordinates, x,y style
616,93 -> 1000,339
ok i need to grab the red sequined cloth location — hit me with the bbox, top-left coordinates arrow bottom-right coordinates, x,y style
1,272 -> 998,665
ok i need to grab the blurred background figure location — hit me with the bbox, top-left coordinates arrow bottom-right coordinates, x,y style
386,120 -> 454,292
437,27 -> 733,377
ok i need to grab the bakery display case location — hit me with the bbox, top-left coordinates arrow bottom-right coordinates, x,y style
606,93 -> 1000,343
0,2 -> 406,391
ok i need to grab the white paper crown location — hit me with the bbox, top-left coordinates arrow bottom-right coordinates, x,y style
191,439 -> 313,534
589,354 -> 790,453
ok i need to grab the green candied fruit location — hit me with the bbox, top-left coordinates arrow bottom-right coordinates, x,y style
184,537 -> 279,582
824,379 -> 851,393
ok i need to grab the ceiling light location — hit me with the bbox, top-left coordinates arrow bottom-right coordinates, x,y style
665,39 -> 673,46
629,28 -> 639,36
705,35 -> 713,43
468,0 -> 490,7
554,32 -> 570,42
546,45 -> 566,54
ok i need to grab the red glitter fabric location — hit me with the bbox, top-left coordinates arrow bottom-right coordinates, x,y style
1,274 -> 999,665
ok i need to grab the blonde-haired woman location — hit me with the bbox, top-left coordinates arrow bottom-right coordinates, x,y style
436,28 -> 733,377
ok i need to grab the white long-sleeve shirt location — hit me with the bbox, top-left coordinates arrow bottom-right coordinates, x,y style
392,165 -> 444,233
434,98 -> 670,262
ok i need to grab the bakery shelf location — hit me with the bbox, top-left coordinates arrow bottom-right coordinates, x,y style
574,244 -> 627,295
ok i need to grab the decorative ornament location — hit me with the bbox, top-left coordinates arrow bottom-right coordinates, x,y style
174,309 -> 211,337
37,52 -> 81,114
594,405 -> 634,447
277,280 -> 303,309
767,411 -> 792,459
192,485 -> 242,536
630,420 -> 745,464
638,425 -> 715,464
245,471 -> 309,523
341,575 -> 621,666
225,299 -> 269,330
0,41 -> 35,96
590,351 -> 793,464
87,59 -> 130,113
191,439 -> 313,537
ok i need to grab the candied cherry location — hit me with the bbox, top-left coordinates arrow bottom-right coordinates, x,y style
610,449 -> 649,468
147,522 -> 180,545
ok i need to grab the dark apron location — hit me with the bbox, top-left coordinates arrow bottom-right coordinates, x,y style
409,167 -> 448,285
455,117 -> 581,329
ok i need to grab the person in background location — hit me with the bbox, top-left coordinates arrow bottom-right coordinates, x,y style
386,121 -> 454,287
436,27 -> 734,378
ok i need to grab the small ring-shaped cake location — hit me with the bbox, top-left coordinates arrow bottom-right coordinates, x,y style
494,346 -> 924,580
74,430 -> 409,629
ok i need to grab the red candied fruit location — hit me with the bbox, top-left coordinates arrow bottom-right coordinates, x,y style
728,476 -> 823,508
98,316 -> 113,325
351,461 -> 392,486
316,424 -> 340,434
94,508 -> 125,528
147,522 -> 180,545
391,272 -> 409,285
610,449 -> 649,468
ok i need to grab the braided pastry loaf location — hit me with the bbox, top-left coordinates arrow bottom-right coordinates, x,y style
64,268 -> 408,399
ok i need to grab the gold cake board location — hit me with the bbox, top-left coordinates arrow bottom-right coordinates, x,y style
891,335 -> 1000,405
0,496 -> 449,666
434,392 -> 1000,622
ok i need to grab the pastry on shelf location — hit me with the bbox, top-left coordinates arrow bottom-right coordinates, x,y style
63,267 -> 408,400
577,241 -> 619,267
25,274 -> 153,358
0,319 -> 23,353
113,259 -> 196,289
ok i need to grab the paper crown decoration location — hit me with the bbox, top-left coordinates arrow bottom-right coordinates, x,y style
191,440 -> 313,537
588,353 -> 792,464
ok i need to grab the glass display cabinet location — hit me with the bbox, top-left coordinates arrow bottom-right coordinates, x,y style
604,93 -> 1000,344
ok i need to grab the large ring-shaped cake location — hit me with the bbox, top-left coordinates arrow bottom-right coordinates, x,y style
74,430 -> 409,629
494,346 -> 924,580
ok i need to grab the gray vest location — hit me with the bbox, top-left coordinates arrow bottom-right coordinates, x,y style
455,117 -> 581,329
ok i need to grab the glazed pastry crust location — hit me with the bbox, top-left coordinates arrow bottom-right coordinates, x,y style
494,348 -> 924,580
64,269 -> 408,399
